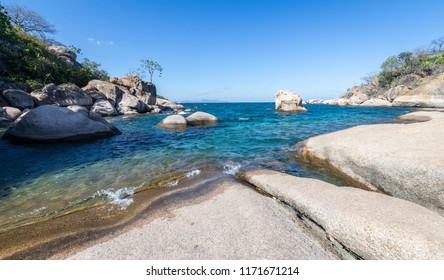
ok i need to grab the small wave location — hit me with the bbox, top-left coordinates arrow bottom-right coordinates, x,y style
178,111 -> 186,115
238,117 -> 250,121
186,169 -> 201,177
96,187 -> 135,210
184,109 -> 192,112
223,162 -> 241,175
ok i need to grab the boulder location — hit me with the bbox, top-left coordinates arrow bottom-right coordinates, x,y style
91,100 -> 119,116
348,92 -> 369,105
240,169 -> 444,260
83,89 -> 108,102
157,114 -> 188,130
117,93 -> 149,114
274,90 -> 307,112
186,111 -> 218,126
1,106 -> 21,121
386,85 -> 410,102
336,98 -> 349,106
1,105 -> 121,142
359,99 -> 392,107
48,46 -> 77,65
111,76 -> 157,105
2,89 -> 34,110
53,84 -> 93,107
156,98 -> 185,111
83,80 -> 127,104
298,111 -> 444,215
30,84 -> 57,106
392,72 -> 444,107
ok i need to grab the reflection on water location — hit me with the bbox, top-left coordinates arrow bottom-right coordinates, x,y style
0,103 -> 411,230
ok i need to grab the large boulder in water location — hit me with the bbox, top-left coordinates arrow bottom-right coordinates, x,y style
157,114 -> 188,130
1,89 -> 34,110
275,90 -> 307,112
117,93 -> 149,114
1,105 -> 121,142
185,111 -> 218,126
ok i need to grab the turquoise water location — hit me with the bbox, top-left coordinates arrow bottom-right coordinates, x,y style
0,103 -> 412,230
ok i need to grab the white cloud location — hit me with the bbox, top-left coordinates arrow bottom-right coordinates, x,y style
87,37 -> 114,46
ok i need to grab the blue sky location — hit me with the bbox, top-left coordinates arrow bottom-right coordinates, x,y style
3,0 -> 444,102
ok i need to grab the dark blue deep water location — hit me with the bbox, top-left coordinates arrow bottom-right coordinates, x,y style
0,103 -> 412,230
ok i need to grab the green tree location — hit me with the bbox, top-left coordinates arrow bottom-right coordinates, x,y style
138,59 -> 163,83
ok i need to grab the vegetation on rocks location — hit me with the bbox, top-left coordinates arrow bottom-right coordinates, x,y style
0,4 -> 108,91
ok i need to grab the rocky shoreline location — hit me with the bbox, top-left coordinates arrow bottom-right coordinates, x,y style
306,72 -> 444,108
0,105 -> 443,259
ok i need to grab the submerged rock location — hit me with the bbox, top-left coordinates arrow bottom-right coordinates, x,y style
275,90 -> 307,112
1,105 -> 121,142
186,111 -> 218,126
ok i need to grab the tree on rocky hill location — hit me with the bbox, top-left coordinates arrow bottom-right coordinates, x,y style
5,4 -> 56,39
139,59 -> 163,83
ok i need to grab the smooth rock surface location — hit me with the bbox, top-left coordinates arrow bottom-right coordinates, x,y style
1,105 -> 121,142
2,106 -> 22,121
157,114 -> 188,129
68,175 -> 339,260
298,111 -> 444,215
117,93 -> 148,114
240,169 -> 444,260
2,89 -> 34,110
275,90 -> 307,112
360,98 -> 392,107
31,84 -> 57,106
83,80 -> 127,104
91,100 -> 119,116
185,111 -> 218,126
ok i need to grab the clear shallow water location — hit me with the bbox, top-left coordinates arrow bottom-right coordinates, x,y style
0,103 -> 412,230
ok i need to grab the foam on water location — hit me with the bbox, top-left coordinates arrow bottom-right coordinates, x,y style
96,187 -> 135,210
186,170 -> 201,177
223,161 -> 242,175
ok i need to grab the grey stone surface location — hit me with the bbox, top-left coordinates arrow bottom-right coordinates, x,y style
186,111 -> 218,126
157,114 -> 188,130
298,111 -> 444,215
240,169 -> 444,260
91,100 -> 119,116
2,89 -> 34,110
1,105 -> 120,142
68,175 -> 339,260
2,106 -> 22,121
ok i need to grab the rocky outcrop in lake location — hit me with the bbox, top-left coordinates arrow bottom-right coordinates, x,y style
275,90 -> 307,112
